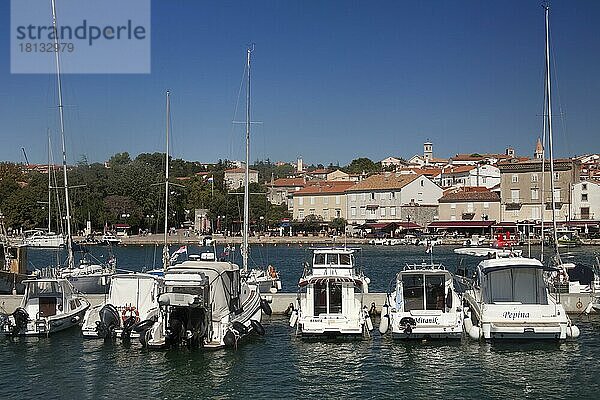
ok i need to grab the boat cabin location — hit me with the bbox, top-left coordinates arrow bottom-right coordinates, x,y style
397,264 -> 454,313
21,279 -> 81,318
475,261 -> 550,305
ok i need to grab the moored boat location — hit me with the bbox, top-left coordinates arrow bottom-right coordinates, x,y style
289,247 -> 373,337
379,262 -> 463,340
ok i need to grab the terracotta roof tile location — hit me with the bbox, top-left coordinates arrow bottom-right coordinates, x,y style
294,181 -> 355,195
271,178 -> 305,187
439,188 -> 499,202
346,173 -> 419,191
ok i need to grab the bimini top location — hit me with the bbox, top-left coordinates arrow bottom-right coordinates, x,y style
401,262 -> 446,272
169,260 -> 240,274
478,257 -> 558,274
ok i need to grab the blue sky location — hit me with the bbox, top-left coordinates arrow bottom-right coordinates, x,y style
1,0 -> 599,166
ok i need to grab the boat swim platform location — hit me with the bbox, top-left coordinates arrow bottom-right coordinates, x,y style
0,292 -> 595,315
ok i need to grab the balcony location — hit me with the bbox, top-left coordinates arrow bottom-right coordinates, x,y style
505,199 -> 522,210
545,201 -> 563,210
461,212 -> 475,220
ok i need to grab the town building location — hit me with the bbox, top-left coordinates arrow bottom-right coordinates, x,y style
266,177 -> 306,209
571,180 -> 600,221
224,167 -> 259,190
435,164 -> 500,189
292,181 -> 355,222
380,156 -> 408,170
345,173 -> 442,226
575,154 -> 600,182
498,158 -> 580,223
407,141 -> 448,167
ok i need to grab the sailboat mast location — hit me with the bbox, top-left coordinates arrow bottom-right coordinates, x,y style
47,131 -> 52,233
544,6 -> 560,262
51,0 -> 73,269
243,46 -> 252,272
163,90 -> 171,270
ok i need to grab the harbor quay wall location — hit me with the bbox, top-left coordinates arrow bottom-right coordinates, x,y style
1,292 -> 593,315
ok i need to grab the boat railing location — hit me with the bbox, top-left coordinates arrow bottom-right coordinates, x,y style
402,262 -> 446,271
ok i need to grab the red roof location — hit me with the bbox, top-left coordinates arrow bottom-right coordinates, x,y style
294,181 -> 355,195
272,178 -> 305,187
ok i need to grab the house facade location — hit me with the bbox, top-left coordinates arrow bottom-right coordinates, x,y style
345,173 -> 442,225
266,177 -> 305,209
571,181 -> 600,220
292,181 -> 355,222
438,187 -> 501,222
436,164 -> 500,189
224,168 -> 259,190
498,159 -> 580,223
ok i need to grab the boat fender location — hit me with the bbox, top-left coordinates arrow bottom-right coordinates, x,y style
250,319 -> 265,336
232,321 -> 248,335
289,310 -> 298,328
285,303 -> 295,316
132,319 -> 155,333
567,325 -> 580,339
378,303 -> 390,334
584,301 -> 594,315
260,299 -> 273,316
223,330 -> 236,347
366,316 -> 374,332
139,328 -> 151,347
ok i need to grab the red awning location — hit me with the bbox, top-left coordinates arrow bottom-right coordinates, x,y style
428,220 -> 495,229
397,222 -> 422,229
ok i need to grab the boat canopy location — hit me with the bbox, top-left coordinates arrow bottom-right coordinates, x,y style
478,260 -> 550,304
299,276 -> 362,287
109,274 -> 160,316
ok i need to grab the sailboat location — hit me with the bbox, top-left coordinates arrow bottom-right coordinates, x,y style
540,6 -> 600,307
237,45 -> 282,294
142,74 -> 270,349
23,134 -> 65,249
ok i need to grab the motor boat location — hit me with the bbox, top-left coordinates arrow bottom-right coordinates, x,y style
81,273 -> 164,340
100,233 -> 122,246
23,229 -> 65,248
462,256 -> 580,341
141,255 -> 270,349
242,264 -> 282,294
289,247 -> 373,337
556,229 -> 582,248
0,278 -> 89,336
379,262 -> 463,340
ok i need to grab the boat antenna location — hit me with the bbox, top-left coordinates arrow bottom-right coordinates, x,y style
51,0 -> 74,270
163,90 -> 171,270
242,44 -> 254,272
544,5 -> 561,266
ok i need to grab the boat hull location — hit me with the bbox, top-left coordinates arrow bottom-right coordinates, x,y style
67,274 -> 111,294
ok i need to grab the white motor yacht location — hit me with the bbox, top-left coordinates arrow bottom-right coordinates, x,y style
379,262 -> 463,340
289,247 -> 373,337
243,265 -> 282,294
462,256 -> 580,341
142,256 -> 269,349
0,278 -> 89,336
81,273 -> 164,340
100,233 -> 122,246
23,229 -> 65,248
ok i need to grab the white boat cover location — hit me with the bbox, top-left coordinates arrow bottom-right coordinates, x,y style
109,274 -> 158,317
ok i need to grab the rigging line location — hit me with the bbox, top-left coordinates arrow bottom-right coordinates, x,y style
229,62 -> 248,162
549,36 -> 571,158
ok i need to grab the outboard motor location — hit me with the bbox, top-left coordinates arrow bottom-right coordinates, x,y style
121,316 -> 138,341
96,304 -> 120,340
11,307 -> 29,336
399,316 -> 417,336
165,308 -> 187,347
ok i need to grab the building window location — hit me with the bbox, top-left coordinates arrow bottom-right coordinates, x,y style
511,189 -> 520,202
351,207 -> 356,217
582,193 -> 588,202
323,209 -> 329,220
381,207 -> 386,217
335,195 -> 341,205
467,202 -> 474,213
335,209 -> 341,218
483,202 -> 489,209
391,192 -> 395,199
482,177 -> 487,184
360,207 -> 366,216
511,174 -> 518,183
299,197 -> 304,206
421,179 -> 424,187
390,207 -> 396,216
362,193 -> 367,201
310,196 -> 315,205
450,215 -> 456,221
309,208 -> 315,215
554,172 -> 559,181
299,209 -> 304,219
450,203 -> 456,209
553,188 -> 561,202
371,192 -> 375,200
350,194 -> 356,202
582,183 -> 588,191
531,188 -> 539,200
531,206 -> 541,220
323,197 -> 329,205
531,174 -> 539,182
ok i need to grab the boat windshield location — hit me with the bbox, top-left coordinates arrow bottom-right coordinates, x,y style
313,252 -> 353,267
27,281 -> 62,298
483,267 -> 548,304
401,274 -> 446,312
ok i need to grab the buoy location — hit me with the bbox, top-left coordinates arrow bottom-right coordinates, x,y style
379,303 -> 390,334
289,310 -> 298,327
250,319 -> 265,336
260,299 -> 273,316
584,301 -> 594,315
464,315 -> 481,340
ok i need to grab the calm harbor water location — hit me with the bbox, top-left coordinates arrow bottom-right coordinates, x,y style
2,245 -> 600,399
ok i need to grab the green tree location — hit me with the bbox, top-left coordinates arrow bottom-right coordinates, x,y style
344,157 -> 380,174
